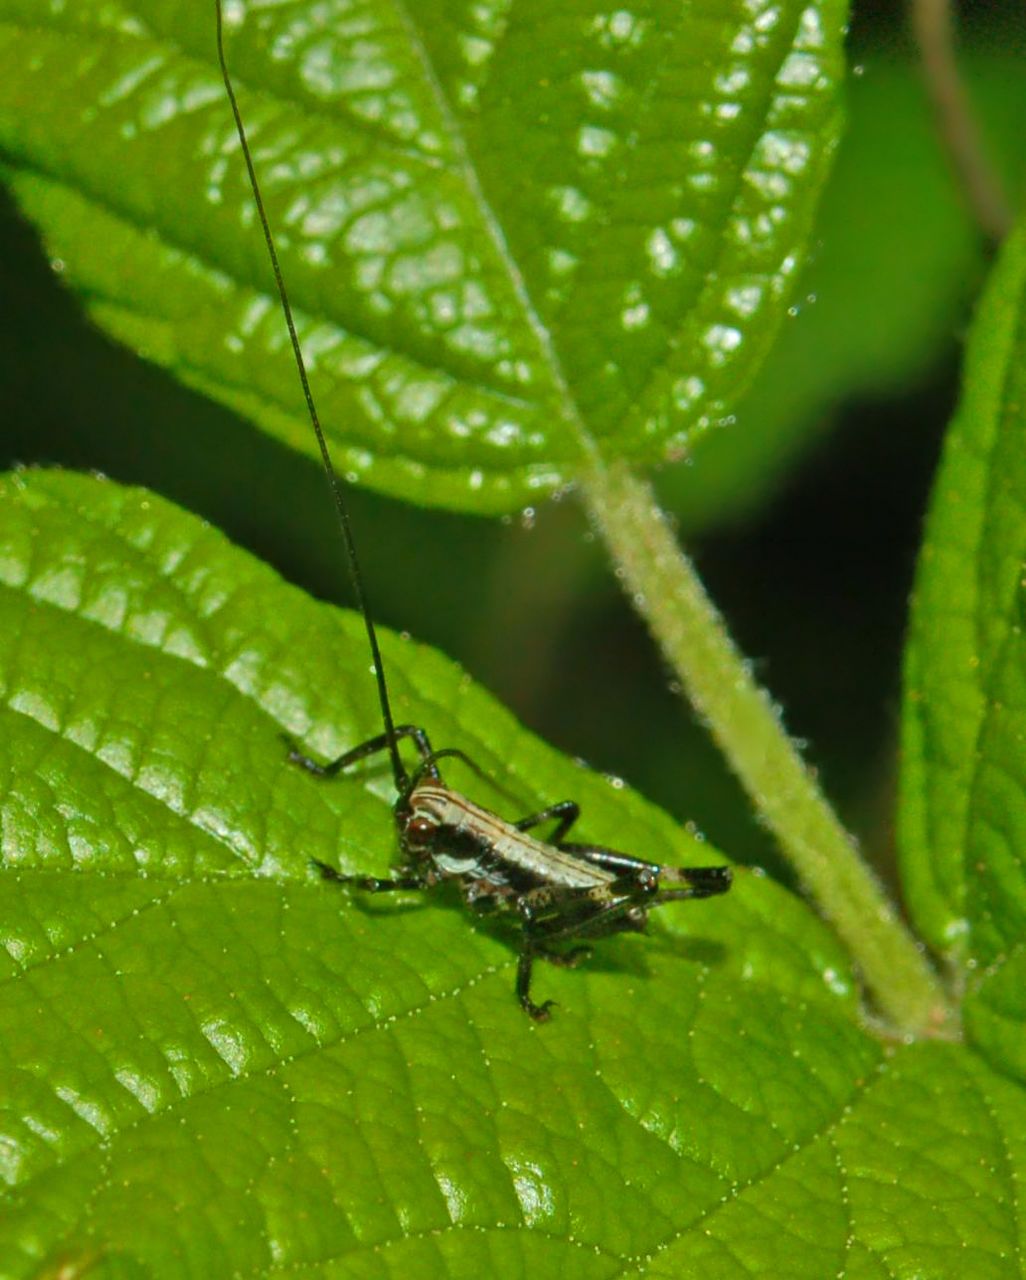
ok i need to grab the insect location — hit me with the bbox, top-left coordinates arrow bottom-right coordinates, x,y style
215,1 -> 731,1020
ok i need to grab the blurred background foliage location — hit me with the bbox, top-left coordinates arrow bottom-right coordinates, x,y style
1,0 -> 1022,887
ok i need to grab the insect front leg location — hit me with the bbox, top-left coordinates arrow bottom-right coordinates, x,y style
285,724 -> 433,777
311,858 -> 427,893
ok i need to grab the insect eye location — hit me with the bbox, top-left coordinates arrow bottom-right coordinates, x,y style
406,814 -> 436,846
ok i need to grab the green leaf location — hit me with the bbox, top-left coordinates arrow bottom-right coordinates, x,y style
0,0 -> 846,514
663,49 -> 1026,533
2,469 -> 1025,1276
964,949 -> 1026,1089
899,222 -> 1026,1088
900,222 -> 1026,963
650,1043 -> 1026,1280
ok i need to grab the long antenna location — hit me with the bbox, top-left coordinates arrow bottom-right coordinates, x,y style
215,0 -> 407,792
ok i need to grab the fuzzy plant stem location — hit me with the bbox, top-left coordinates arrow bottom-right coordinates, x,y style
581,460 -> 955,1038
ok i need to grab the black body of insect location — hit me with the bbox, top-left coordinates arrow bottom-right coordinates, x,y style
216,2 -> 732,1020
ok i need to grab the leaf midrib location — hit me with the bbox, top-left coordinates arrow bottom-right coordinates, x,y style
396,0 -> 813,460
0,17 -> 544,416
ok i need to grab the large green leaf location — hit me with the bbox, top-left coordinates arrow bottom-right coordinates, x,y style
900,223 -> 1026,1087
663,50 -> 1026,533
0,0 -> 845,514
900,224 -> 1026,954
2,470 -> 1026,1277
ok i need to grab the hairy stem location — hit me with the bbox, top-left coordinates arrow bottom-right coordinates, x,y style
581,460 -> 955,1037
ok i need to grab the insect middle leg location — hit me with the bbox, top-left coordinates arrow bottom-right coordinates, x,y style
514,799 -> 580,843
285,724 -> 433,777
517,928 -> 631,1022
515,883 -> 648,1020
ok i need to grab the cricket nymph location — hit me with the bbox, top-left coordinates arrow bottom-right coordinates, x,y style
293,725 -> 731,1021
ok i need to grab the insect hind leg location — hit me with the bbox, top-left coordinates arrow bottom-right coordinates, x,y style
657,865 -> 732,900
554,843 -> 732,902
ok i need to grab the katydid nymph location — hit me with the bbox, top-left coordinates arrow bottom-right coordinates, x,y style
215,1 -> 731,1021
